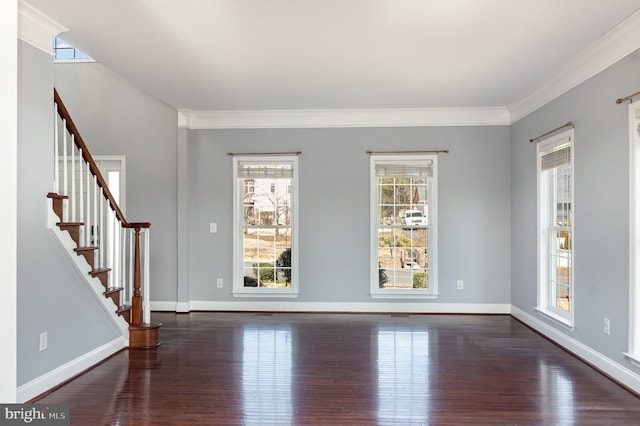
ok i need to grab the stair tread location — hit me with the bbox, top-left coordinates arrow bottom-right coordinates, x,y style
104,287 -> 124,294
75,246 -> 99,252
57,222 -> 84,226
47,193 -> 68,200
90,268 -> 112,274
117,305 -> 132,313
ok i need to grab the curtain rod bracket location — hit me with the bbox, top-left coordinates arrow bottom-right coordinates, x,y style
616,90 -> 640,104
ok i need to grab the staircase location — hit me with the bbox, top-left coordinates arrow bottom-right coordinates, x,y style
49,89 -> 161,349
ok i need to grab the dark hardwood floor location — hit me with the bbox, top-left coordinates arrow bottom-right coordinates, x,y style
35,312 -> 640,425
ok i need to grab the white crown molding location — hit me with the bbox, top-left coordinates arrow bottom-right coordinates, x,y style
177,106 -> 511,129
177,109 -> 191,127
18,1 -> 68,55
509,8 -> 640,123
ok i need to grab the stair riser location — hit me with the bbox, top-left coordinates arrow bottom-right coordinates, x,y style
60,224 -> 81,246
75,250 -> 95,270
106,292 -> 120,306
91,271 -> 109,288
118,308 -> 131,324
48,196 -> 65,223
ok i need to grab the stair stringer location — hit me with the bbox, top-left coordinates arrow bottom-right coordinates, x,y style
46,199 -> 130,342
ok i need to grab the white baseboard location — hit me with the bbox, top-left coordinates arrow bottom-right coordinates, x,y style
17,337 -> 127,403
150,301 -> 178,311
150,300 -> 510,314
511,305 -> 640,394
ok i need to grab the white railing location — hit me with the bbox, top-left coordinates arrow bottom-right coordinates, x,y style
53,89 -> 151,327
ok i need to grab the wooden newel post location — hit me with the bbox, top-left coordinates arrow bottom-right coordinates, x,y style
131,226 -> 142,326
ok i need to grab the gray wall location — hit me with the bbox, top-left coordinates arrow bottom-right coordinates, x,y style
187,126 -> 512,304
510,48 -> 640,370
54,62 -> 178,302
18,41 -> 121,386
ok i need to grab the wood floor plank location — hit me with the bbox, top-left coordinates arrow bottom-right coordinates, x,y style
35,313 -> 640,425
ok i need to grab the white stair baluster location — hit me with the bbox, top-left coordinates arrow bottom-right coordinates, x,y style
128,230 -> 133,305
143,228 -> 151,324
111,213 -> 117,288
99,190 -> 104,269
121,226 -> 126,299
70,135 -> 76,221
62,120 -> 68,221
53,106 -> 59,194
85,167 -> 92,248
93,175 -> 98,250
78,148 -> 84,241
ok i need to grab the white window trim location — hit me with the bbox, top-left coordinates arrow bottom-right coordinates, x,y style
54,58 -> 97,64
94,155 -> 126,214
369,154 -> 438,299
627,101 -> 640,362
232,155 -> 299,297
536,129 -> 575,329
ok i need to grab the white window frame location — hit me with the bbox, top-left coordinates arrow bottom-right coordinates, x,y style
232,156 -> 299,297
370,154 -> 438,299
626,102 -> 640,365
536,129 -> 575,328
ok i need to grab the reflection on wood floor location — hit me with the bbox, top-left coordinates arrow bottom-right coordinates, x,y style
35,312 -> 640,425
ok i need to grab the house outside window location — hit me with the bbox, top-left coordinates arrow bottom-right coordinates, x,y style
536,129 -> 574,327
370,155 -> 438,298
233,156 -> 298,297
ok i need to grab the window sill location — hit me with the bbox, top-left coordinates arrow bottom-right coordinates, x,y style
371,292 -> 439,300
54,59 -> 97,64
232,290 -> 299,298
623,352 -> 640,369
534,307 -> 575,331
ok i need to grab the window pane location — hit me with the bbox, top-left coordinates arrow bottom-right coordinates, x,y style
55,48 -> 75,60
372,155 -> 435,294
377,228 -> 429,289
54,37 -> 92,61
236,157 -> 296,292
537,131 -> 573,321
243,178 -> 291,226
550,228 -> 572,313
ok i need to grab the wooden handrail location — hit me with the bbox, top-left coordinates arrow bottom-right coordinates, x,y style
54,88 -> 131,227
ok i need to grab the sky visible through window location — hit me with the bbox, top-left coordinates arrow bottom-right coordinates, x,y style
54,37 -> 91,61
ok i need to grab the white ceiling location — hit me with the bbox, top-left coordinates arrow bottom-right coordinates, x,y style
22,0 -> 640,121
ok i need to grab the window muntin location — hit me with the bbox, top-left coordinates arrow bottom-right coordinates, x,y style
537,130 -> 574,325
233,157 -> 298,296
371,155 -> 437,297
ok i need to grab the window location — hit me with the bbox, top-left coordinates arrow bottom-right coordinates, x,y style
627,102 -> 640,364
536,129 -> 574,327
54,37 -> 92,61
233,156 -> 298,296
370,155 -> 438,298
